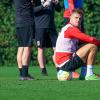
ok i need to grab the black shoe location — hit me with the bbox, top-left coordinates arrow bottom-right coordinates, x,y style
26,74 -> 35,80
41,68 -> 48,76
19,74 -> 34,80
41,72 -> 48,76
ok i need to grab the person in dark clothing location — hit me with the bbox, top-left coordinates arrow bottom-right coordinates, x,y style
13,0 -> 35,80
32,0 -> 61,75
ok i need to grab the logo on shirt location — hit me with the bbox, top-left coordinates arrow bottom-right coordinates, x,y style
37,41 -> 40,46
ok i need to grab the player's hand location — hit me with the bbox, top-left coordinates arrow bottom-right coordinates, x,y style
41,0 -> 46,5
42,1 -> 51,8
52,0 -> 59,4
55,0 -> 59,4
41,0 -> 45,3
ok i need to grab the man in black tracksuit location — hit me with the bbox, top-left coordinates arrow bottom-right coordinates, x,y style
13,0 -> 35,80
33,0 -> 61,75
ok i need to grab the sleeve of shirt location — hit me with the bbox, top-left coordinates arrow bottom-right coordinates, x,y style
33,5 -> 43,13
65,27 -> 100,46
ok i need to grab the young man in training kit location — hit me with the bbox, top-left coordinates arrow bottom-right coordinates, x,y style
63,0 -> 84,78
13,0 -> 35,80
56,9 -> 100,81
33,0 -> 61,75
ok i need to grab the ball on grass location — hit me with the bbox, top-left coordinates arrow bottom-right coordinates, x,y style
57,70 -> 72,81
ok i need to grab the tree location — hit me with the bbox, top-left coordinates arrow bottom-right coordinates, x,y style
0,0 -> 100,65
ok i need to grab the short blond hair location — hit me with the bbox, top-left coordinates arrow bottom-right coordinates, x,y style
72,8 -> 84,16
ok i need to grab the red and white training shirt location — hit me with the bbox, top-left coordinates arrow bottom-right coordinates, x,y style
55,24 -> 100,67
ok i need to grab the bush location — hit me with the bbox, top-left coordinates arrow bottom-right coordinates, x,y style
0,1 -> 17,65
84,0 -> 100,38
0,0 -> 100,66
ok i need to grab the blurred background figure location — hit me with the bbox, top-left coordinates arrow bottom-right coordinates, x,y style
32,0 -> 61,76
13,0 -> 35,80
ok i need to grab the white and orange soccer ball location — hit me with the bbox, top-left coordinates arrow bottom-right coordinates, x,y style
57,70 -> 72,81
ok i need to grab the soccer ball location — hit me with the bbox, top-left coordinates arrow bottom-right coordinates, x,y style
57,70 -> 72,81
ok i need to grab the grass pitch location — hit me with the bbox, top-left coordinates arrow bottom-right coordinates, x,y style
0,65 -> 100,100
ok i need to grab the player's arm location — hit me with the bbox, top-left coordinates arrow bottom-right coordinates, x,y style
65,27 -> 100,46
33,5 -> 44,13
64,0 -> 69,9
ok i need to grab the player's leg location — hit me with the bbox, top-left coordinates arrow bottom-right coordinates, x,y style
17,25 -> 34,80
17,47 -> 23,68
57,53 -> 84,81
76,43 -> 100,80
52,47 -> 58,67
35,28 -> 48,76
37,47 -> 48,75
23,25 -> 34,80
21,47 -> 34,80
37,48 -> 45,69
22,47 -> 31,65
76,43 -> 97,66
17,47 -> 23,77
16,27 -> 24,78
49,28 -> 60,71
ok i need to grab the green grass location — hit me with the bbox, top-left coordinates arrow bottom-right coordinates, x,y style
0,66 -> 100,100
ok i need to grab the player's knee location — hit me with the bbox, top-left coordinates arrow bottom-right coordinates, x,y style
89,44 -> 97,50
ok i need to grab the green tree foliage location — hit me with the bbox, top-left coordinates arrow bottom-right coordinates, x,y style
84,0 -> 100,38
0,0 -> 17,65
0,0 -> 100,65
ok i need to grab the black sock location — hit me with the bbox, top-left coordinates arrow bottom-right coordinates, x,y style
56,67 -> 60,72
19,68 -> 22,76
41,68 -> 47,73
22,65 -> 28,77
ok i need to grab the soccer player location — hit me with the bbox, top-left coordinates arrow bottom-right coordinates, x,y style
56,9 -> 100,81
33,0 -> 61,75
63,0 -> 84,78
13,0 -> 35,80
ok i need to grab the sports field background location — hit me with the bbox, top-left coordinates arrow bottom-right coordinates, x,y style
0,65 -> 100,100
